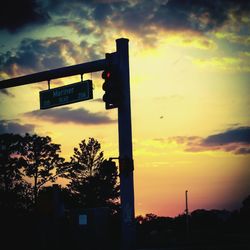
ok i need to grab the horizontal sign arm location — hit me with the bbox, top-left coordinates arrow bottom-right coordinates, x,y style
0,58 -> 106,89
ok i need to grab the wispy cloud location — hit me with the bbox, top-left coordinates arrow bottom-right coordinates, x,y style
215,32 -> 250,46
158,30 -> 217,50
24,107 -> 116,125
169,127 -> 250,155
193,56 -> 250,72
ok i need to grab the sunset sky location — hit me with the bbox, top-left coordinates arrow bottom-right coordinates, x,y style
0,0 -> 249,217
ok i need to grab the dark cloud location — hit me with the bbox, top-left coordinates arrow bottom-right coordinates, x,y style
235,147 -> 250,155
0,37 -> 98,78
0,0 -> 50,32
120,0 -> 249,34
1,0 -> 249,37
169,127 -> 250,155
92,2 -> 113,22
203,127 -> 250,145
24,107 -> 116,125
79,40 -> 103,61
46,0 -> 250,38
0,38 -> 64,76
152,0 -> 228,31
0,119 -> 35,134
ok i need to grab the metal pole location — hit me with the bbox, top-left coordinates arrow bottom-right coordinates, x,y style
185,190 -> 189,239
0,59 -> 105,89
116,38 -> 135,250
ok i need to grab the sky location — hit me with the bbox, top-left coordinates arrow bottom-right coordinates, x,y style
0,0 -> 250,217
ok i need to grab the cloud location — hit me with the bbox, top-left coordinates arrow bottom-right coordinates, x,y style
0,0 -> 50,32
24,107 -> 116,125
0,37 -> 100,78
169,127 -> 250,155
0,119 -> 35,134
5,0 -> 246,45
203,127 -> 250,145
0,1 -> 249,51
61,1 -> 249,48
215,32 -> 250,46
162,30 -> 217,50
0,0 -> 249,49
111,1 -> 247,33
193,56 -> 250,72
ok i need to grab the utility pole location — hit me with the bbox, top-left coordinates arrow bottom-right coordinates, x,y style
185,190 -> 189,240
116,38 -> 135,250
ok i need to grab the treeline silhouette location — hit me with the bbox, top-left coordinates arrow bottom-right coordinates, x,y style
136,200 -> 250,249
0,133 -> 120,249
0,133 -> 249,249
0,134 -> 119,210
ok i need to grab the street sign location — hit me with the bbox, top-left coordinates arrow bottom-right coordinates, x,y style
40,80 -> 93,109
79,214 -> 87,225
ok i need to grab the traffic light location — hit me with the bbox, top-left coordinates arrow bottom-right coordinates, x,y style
102,53 -> 121,109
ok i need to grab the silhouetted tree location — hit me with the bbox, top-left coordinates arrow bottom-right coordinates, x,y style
19,134 -> 65,206
240,194 -> 250,230
64,138 -> 119,210
0,134 -> 22,192
97,159 -> 120,206
69,137 -> 104,177
74,159 -> 119,208
241,195 -> 250,214
0,133 -> 32,210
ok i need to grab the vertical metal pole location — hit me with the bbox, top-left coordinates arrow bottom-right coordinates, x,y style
116,38 -> 135,250
185,190 -> 189,239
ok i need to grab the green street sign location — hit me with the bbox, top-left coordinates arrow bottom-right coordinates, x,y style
40,80 -> 93,109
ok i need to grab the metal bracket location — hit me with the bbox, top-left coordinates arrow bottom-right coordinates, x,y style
119,157 -> 134,175
109,157 -> 119,161
108,157 -> 134,175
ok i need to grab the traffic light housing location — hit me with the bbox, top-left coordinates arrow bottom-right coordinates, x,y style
102,53 -> 121,110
